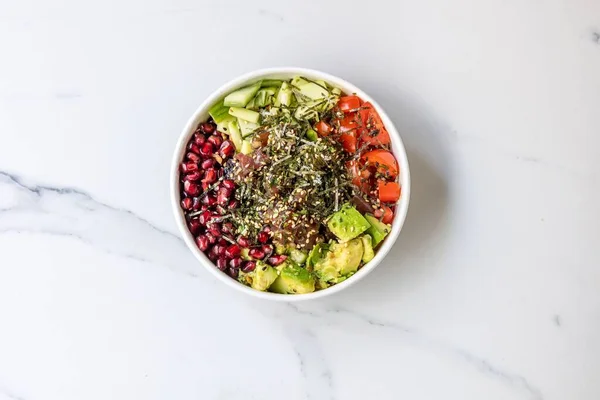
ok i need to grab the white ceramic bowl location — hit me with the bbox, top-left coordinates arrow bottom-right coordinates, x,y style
171,67 -> 410,301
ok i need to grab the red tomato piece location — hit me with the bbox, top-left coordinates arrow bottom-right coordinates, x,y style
338,96 -> 362,113
314,120 -> 333,136
374,205 -> 395,224
339,131 -> 357,153
358,102 -> 391,146
346,160 -> 372,193
362,150 -> 399,178
377,180 -> 401,203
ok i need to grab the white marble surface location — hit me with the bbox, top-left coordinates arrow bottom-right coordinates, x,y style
1,0 -> 599,399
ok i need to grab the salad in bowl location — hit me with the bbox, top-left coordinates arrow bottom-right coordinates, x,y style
172,69 -> 409,298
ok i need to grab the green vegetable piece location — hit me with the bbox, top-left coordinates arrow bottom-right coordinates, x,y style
261,79 -> 283,88
254,89 -> 274,108
289,249 -> 308,265
228,107 -> 260,123
209,101 -> 233,124
315,79 -> 328,88
275,82 -> 292,107
239,119 -> 259,138
270,264 -> 315,294
261,87 -> 278,96
296,82 -> 329,100
240,248 -> 251,261
216,115 -> 235,134
327,204 -> 371,242
291,76 -> 309,87
245,97 -> 257,110
228,120 -> 243,151
240,139 -> 253,155
223,81 -> 262,107
360,235 -> 375,263
306,129 -> 318,142
313,238 -> 363,288
306,243 -> 328,268
364,214 -> 391,247
250,261 -> 278,291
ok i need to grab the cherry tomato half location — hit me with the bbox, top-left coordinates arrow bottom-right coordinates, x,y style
362,149 -> 399,179
377,180 -> 401,203
338,96 -> 362,113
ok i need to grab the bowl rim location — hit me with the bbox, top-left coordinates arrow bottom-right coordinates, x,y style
170,67 -> 411,301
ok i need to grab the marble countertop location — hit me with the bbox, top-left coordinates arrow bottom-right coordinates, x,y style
1,0 -> 599,399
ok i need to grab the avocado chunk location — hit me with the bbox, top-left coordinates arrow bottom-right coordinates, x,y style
250,261 -> 278,291
306,242 -> 329,268
364,214 -> 391,247
313,238 -> 363,288
327,204 -> 371,242
269,264 -> 315,294
360,235 -> 375,263
289,249 -> 308,265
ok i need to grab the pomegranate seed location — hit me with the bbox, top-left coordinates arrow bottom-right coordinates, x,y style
181,197 -> 192,210
262,226 -> 272,234
219,140 -> 235,158
237,236 -> 250,248
249,248 -> 266,260
229,257 -> 243,269
195,235 -> 209,251
225,244 -> 241,258
207,247 -> 218,261
183,181 -> 200,196
216,257 -> 228,271
267,255 -> 288,266
200,142 -> 214,157
207,134 -> 223,148
242,261 -> 256,273
201,158 -> 215,169
184,171 -> 202,181
222,179 -> 236,190
205,232 -> 217,245
228,200 -> 239,209
194,134 -> 206,146
221,222 -> 234,235
227,267 -> 239,278
188,142 -> 201,154
188,220 -> 202,235
212,244 -> 226,256
202,168 -> 217,184
197,210 -> 213,225
217,187 -> 231,205
200,204 -> 209,212
262,244 -> 274,257
207,225 -> 221,237
191,197 -> 201,210
180,162 -> 198,173
218,238 -> 228,246
201,194 -> 217,206
201,181 -> 211,191
201,122 -> 215,134
257,231 -> 269,244
186,152 -> 201,162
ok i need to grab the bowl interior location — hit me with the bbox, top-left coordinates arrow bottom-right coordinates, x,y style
171,68 -> 410,301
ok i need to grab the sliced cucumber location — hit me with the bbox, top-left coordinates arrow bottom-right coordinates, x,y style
216,115 -> 235,134
276,82 -> 293,107
223,81 -> 262,107
296,82 -> 329,100
332,87 -> 341,96
262,87 -> 278,96
239,119 -> 259,138
228,120 -> 243,151
209,101 -> 232,124
254,89 -> 273,107
241,139 -> 253,155
291,76 -> 310,87
315,79 -> 328,89
261,79 -> 283,88
228,107 -> 261,123
246,97 -> 257,110
306,129 -> 318,141
295,105 -> 317,121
